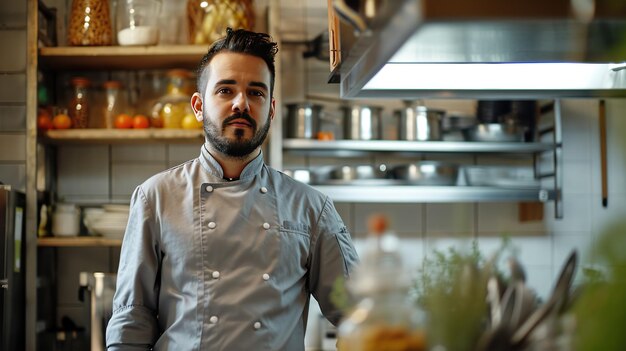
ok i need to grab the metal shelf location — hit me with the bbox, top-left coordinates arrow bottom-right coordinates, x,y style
283,139 -> 554,153
314,185 -> 553,203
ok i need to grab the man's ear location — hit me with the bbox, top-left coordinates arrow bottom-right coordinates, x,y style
191,93 -> 204,122
269,97 -> 276,121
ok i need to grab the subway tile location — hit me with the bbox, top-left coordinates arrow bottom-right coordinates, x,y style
111,144 -> 166,162
0,163 -> 25,190
57,145 -> 109,198
0,134 -> 25,160
425,203 -> 475,237
524,266 -> 553,301
56,247 -> 112,305
0,30 -> 26,71
542,194 -> 592,232
353,203 -> 422,237
0,105 -> 26,130
552,233 -> 593,280
168,144 -> 201,165
561,161 -> 591,195
111,163 -> 165,197
0,73 -> 25,103
0,1 -> 26,27
476,202 -> 547,236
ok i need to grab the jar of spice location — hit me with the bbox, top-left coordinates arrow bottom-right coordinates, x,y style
67,0 -> 113,46
186,0 -> 255,44
102,80 -> 130,129
69,77 -> 91,129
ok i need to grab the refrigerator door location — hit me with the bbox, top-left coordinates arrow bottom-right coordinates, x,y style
0,185 -> 26,351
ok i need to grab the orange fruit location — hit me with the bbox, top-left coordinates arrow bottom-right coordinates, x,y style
52,114 -> 72,129
114,114 -> 133,129
133,115 -> 150,129
37,110 -> 53,130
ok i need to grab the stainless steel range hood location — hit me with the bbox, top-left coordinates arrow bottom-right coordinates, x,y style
334,0 -> 626,99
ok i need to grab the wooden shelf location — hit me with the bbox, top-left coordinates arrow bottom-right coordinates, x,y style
42,128 -> 204,144
38,45 -> 209,70
38,236 -> 122,247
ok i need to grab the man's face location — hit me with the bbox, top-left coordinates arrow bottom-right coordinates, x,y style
191,52 -> 275,158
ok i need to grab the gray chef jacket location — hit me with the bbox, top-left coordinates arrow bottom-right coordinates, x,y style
106,146 -> 359,350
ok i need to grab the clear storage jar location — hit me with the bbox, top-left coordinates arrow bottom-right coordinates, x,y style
186,0 -> 255,44
67,0 -> 113,46
151,69 -> 193,128
117,0 -> 161,46
102,80 -> 130,129
69,77 -> 91,129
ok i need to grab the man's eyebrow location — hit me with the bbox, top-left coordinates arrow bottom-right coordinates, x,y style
249,81 -> 269,91
216,79 -> 236,86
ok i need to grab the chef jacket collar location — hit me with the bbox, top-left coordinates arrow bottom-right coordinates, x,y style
199,144 -> 264,182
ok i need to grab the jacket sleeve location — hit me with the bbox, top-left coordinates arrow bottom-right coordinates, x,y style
308,197 -> 359,326
106,186 -> 161,350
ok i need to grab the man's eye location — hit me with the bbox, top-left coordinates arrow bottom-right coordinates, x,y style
249,90 -> 264,97
217,88 -> 231,94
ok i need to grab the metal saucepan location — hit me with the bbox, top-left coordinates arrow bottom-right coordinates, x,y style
391,161 -> 459,185
324,164 -> 392,185
341,105 -> 384,140
285,103 -> 324,139
394,103 -> 445,141
282,169 -> 315,184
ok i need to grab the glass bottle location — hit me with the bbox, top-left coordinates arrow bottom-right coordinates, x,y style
69,77 -> 91,129
102,80 -> 130,129
151,69 -> 192,129
67,0 -> 113,46
186,0 -> 255,44
337,215 -> 426,351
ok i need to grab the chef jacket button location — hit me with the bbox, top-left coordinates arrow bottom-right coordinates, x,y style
260,186 -> 268,194
262,273 -> 270,281
209,316 -> 218,324
208,221 -> 217,229
262,222 -> 270,230
212,271 -> 220,279
206,185 -> 214,193
253,321 -> 262,330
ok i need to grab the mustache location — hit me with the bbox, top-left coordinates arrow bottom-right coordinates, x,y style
223,113 -> 256,129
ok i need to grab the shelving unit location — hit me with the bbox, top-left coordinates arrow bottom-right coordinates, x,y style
42,129 -> 204,144
37,236 -> 122,247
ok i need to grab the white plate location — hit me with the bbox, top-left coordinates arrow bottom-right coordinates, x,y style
102,204 -> 130,213
90,222 -> 127,239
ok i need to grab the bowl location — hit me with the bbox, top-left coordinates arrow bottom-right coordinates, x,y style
462,123 -> 525,142
391,161 -> 459,186
90,220 -> 127,239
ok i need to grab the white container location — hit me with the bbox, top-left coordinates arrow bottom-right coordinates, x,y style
52,203 -> 80,236
117,0 -> 160,46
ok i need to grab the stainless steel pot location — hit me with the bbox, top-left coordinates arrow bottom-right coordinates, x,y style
341,105 -> 383,140
395,104 -> 445,141
285,103 -> 324,139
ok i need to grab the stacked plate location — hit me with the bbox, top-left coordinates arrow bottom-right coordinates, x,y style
84,204 -> 130,239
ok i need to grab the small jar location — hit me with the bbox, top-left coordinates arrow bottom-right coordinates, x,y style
151,69 -> 193,128
52,203 -> 80,237
69,77 -> 91,129
102,80 -> 130,128
67,0 -> 113,46
186,0 -> 255,44
117,0 -> 161,46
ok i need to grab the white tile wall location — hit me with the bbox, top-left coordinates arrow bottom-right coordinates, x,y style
0,134 -> 26,160
0,105 -> 26,130
0,73 -> 26,103
0,30 -> 26,71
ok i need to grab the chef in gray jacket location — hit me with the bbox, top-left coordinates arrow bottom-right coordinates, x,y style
105,28 -> 359,350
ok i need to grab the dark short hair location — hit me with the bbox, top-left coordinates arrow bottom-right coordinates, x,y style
196,28 -> 278,97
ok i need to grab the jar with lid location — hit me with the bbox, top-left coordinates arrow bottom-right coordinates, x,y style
102,80 -> 130,129
69,77 -> 91,129
52,203 -> 81,237
67,0 -> 113,46
151,69 -> 193,128
186,0 -> 255,44
337,215 -> 426,351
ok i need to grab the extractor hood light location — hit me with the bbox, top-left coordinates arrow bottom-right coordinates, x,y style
363,63 -> 621,91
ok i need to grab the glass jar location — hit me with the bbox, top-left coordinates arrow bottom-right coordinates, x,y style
69,77 -> 91,129
151,69 -> 192,129
117,0 -> 161,46
67,0 -> 113,46
337,215 -> 427,351
186,0 -> 255,44
102,80 -> 130,129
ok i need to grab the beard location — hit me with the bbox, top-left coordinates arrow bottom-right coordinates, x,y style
203,110 -> 271,158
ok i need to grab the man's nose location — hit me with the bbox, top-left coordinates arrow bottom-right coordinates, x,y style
232,92 -> 249,112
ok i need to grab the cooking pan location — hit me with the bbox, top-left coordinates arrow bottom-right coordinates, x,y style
391,161 -> 459,185
285,103 -> 324,139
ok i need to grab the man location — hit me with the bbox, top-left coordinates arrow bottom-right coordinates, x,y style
105,28 -> 359,350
